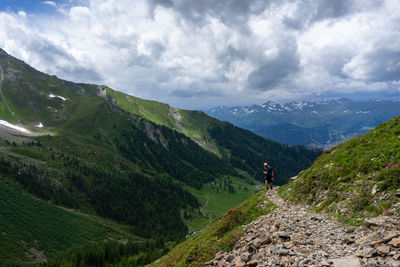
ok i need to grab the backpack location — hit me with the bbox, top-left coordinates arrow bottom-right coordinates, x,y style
266,168 -> 274,178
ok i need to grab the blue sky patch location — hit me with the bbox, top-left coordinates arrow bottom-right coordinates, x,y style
0,0 -> 87,14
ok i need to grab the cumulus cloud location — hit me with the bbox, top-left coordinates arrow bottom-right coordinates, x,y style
0,0 -> 399,109
147,0 -> 268,31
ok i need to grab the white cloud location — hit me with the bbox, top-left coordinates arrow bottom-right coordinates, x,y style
42,1 -> 57,8
0,0 -> 399,109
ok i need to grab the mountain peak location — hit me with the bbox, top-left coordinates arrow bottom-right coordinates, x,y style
0,48 -> 8,56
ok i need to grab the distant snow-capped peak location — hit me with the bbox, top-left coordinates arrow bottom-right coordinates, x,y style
208,98 -> 361,116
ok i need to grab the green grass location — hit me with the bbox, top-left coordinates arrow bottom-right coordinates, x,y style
150,191 -> 276,267
0,177 -> 138,265
0,100 -> 16,123
107,88 -> 222,155
106,88 -> 177,128
279,115 -> 400,221
182,176 -> 261,233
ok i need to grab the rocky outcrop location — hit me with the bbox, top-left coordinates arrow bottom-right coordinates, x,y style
206,188 -> 400,266
96,85 -> 107,98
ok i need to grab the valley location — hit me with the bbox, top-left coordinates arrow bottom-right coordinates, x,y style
183,176 -> 262,233
0,49 -> 320,265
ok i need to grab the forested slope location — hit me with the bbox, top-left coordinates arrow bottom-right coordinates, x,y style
107,88 -> 322,185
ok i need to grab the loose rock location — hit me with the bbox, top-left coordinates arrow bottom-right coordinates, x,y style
206,188 -> 399,267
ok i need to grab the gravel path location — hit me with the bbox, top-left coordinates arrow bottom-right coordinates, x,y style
206,188 -> 400,267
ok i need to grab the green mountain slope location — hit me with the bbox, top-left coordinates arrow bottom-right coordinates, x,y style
107,88 -> 322,185
279,115 -> 400,222
0,48 -> 320,264
0,49 -> 237,238
0,177 -> 141,265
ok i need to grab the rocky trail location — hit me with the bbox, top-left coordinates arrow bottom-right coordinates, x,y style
206,188 -> 400,267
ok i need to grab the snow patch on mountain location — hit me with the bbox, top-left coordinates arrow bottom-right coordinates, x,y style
49,94 -> 67,101
0,120 -> 31,133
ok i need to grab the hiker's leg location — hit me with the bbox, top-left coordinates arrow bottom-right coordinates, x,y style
265,180 -> 268,191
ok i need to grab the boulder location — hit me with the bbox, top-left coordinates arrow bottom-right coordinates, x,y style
331,256 -> 362,267
371,184 -> 378,195
274,231 -> 290,240
386,259 -> 400,267
320,260 -> 332,266
272,245 -> 287,256
240,252 -> 252,262
258,237 -> 271,247
376,245 -> 391,255
364,216 -> 389,227
355,232 -> 380,245
233,256 -> 245,267
389,238 -> 400,248
246,259 -> 258,267
356,246 -> 377,258
215,252 -> 224,260
284,241 -> 295,249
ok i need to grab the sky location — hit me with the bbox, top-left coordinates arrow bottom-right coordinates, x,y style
0,0 -> 399,109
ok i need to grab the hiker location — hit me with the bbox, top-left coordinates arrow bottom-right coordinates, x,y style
263,162 -> 275,191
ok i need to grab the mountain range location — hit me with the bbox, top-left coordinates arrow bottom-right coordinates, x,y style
206,98 -> 400,148
0,49 -> 321,265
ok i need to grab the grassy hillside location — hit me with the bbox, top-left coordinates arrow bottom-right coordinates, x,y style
106,89 -> 177,128
0,177 -> 139,265
107,88 -> 322,185
279,115 -> 400,223
0,50 -> 96,129
150,191 -> 276,267
182,176 -> 262,233
0,112 -> 220,240
107,88 -> 222,154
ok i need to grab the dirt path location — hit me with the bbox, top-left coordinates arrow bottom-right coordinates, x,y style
206,188 -> 400,266
200,195 -> 212,224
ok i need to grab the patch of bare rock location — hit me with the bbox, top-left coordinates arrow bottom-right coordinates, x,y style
206,188 -> 400,267
26,247 -> 47,263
